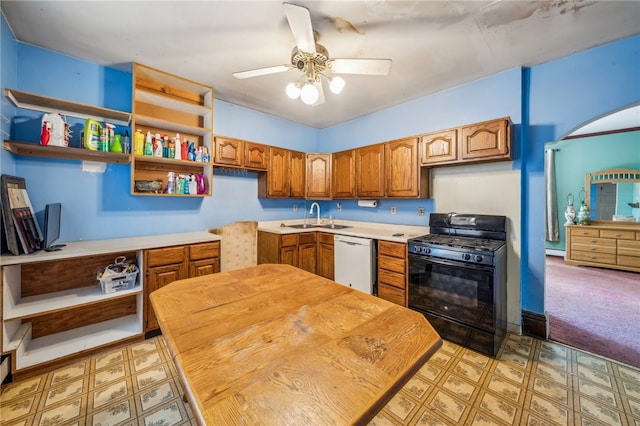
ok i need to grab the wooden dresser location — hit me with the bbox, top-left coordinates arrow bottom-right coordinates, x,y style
565,222 -> 640,273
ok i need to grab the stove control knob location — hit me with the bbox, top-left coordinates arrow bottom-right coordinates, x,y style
424,247 -> 430,254
475,255 -> 483,263
463,253 -> 471,261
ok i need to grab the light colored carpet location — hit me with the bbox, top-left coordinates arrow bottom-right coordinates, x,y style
546,255 -> 640,368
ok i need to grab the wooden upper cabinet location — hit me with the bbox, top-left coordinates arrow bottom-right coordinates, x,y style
244,142 -> 268,170
332,149 -> 356,199
386,137 -> 428,198
421,129 -> 458,165
259,146 -> 290,198
306,153 -> 331,199
356,143 -> 385,198
214,137 -> 268,170
289,150 -> 306,198
213,136 -> 242,167
460,118 -> 510,161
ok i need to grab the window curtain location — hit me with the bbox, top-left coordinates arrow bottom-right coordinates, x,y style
545,148 -> 559,241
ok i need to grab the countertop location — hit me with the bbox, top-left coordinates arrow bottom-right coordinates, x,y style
258,219 -> 430,243
151,263 -> 442,425
0,231 -> 221,266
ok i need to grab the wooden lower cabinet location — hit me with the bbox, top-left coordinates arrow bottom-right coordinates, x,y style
257,231 -> 317,274
145,241 -> 220,332
317,233 -> 335,280
565,223 -> 640,273
377,240 -> 407,306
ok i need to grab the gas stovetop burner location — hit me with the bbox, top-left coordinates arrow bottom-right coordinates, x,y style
413,234 -> 505,252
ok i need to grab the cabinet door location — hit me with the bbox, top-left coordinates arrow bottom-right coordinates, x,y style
244,142 -> 268,170
267,147 -> 290,197
332,149 -> 356,199
280,245 -> 298,267
460,118 -> 510,161
298,243 -> 317,274
146,263 -> 187,331
189,258 -> 220,277
214,136 -> 243,166
306,153 -> 331,199
421,129 -> 458,165
356,144 -> 385,198
317,233 -> 335,280
385,137 -> 420,197
289,150 -> 306,198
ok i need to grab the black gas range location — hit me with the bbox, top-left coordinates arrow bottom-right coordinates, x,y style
407,213 -> 508,356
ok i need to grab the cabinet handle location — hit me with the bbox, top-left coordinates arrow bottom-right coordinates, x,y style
590,256 -> 597,259
590,247 -> 596,251
615,234 -> 622,237
590,239 -> 597,243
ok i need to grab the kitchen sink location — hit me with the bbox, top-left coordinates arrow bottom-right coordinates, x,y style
284,224 -> 352,230
286,224 -> 316,229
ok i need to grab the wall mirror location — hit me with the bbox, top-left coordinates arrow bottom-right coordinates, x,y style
586,168 -> 640,222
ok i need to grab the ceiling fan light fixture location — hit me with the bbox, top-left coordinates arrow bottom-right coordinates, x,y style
329,76 -> 345,94
300,82 -> 319,105
286,81 -> 301,99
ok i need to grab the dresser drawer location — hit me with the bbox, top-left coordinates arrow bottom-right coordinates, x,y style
298,232 -> 317,245
572,236 -> 616,247
189,242 -> 220,261
570,228 -> 599,238
570,251 -> 616,265
317,232 -> 334,245
618,240 -> 640,257
600,229 -> 635,240
571,242 -> 616,255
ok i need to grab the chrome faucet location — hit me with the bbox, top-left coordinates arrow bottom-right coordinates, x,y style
309,202 -> 321,225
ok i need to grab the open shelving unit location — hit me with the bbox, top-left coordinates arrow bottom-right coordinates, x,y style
2,250 -> 144,374
131,63 -> 214,197
3,88 -> 131,164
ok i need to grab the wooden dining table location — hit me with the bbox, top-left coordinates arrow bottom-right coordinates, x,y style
150,263 -> 442,425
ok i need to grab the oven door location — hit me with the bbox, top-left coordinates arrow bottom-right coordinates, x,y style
408,254 -> 495,334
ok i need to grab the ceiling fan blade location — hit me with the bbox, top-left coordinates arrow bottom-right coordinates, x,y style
283,2 -> 316,54
232,65 -> 291,79
328,59 -> 392,75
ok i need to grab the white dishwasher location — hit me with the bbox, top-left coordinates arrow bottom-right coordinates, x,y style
334,234 -> 376,294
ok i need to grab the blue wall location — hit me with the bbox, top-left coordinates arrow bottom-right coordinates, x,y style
524,35 -> 640,313
2,12 -> 639,319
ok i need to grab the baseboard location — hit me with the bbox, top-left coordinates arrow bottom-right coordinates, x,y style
522,310 -> 548,339
545,249 -> 565,257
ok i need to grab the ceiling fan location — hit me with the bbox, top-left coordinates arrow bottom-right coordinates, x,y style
232,2 -> 392,106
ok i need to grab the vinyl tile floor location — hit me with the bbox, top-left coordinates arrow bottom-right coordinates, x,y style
1,333 -> 639,425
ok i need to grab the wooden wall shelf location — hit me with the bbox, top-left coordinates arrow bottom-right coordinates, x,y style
5,89 -> 130,125
3,140 -> 131,164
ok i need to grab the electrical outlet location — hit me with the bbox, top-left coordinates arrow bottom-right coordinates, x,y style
418,207 -> 425,216
391,206 -> 397,215
293,204 -> 298,212
337,202 -> 342,212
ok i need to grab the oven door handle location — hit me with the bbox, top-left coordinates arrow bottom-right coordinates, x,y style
409,254 -> 494,272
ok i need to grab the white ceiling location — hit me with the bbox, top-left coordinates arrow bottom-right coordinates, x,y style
2,1 -> 639,129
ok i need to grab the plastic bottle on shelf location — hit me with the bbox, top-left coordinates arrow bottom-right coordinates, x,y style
174,134 -> 182,160
110,134 -> 123,153
122,131 -> 130,154
144,131 -> 153,156
135,130 -> 145,155
153,133 -> 162,157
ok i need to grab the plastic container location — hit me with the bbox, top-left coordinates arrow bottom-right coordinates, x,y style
97,256 -> 139,294
84,119 -> 101,150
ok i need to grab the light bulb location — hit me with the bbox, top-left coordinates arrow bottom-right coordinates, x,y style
300,83 -> 319,105
329,76 -> 345,94
286,82 -> 300,99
